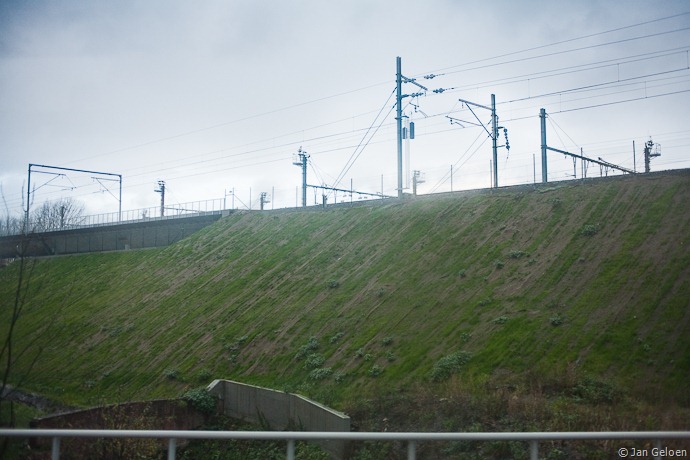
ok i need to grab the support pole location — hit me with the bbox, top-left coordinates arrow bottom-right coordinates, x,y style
260,192 -> 268,211
540,108 -> 548,183
287,439 -> 295,460
155,181 -> 166,217
25,164 -> 32,234
580,149 -> 587,181
301,156 -> 307,207
491,94 -> 498,188
51,437 -> 60,460
455,96 -> 505,188
118,175 -> 122,222
412,170 -> 424,196
530,440 -> 539,460
643,139 -> 661,173
293,148 -> 309,207
396,56 -> 403,198
404,117 -> 411,189
168,439 -> 176,460
408,440 -> 417,460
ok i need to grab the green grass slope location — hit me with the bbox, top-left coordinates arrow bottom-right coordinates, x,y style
2,171 -> 689,411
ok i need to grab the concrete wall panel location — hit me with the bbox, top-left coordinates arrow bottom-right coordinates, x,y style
207,379 -> 349,458
102,231 -> 117,251
0,213 -> 224,258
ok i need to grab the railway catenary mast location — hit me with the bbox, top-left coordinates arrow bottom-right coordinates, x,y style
644,139 -> 661,173
292,147 -> 309,207
395,57 -> 426,198
154,180 -> 166,217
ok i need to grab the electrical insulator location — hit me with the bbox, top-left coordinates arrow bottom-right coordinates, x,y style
409,122 -> 415,140
503,128 -> 510,151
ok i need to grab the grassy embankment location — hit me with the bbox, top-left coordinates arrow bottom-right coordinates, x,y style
2,171 -> 689,456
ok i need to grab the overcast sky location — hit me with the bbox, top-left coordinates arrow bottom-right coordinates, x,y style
1,0 -> 689,218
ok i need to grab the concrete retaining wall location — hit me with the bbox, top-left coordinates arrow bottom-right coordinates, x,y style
30,398 -> 206,431
0,212 -> 225,258
29,398 -> 208,456
207,379 -> 350,459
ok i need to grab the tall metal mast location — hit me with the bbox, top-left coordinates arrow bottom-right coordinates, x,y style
396,57 -> 403,198
540,108 -> 548,183
395,57 -> 426,198
491,94 -> 498,189
154,181 -> 166,217
643,139 -> 661,173
454,94 -> 507,188
293,147 -> 309,207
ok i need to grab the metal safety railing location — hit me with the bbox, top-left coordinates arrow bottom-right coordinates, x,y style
2,198 -> 229,236
1,429 -> 689,460
67,198 -> 227,230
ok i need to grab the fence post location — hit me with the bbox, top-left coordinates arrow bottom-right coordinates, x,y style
408,440 -> 416,460
530,440 -> 539,460
51,437 -> 60,460
168,438 -> 176,460
287,439 -> 295,460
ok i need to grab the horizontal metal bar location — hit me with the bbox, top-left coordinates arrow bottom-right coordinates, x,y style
597,157 -> 636,174
457,98 -> 492,111
545,147 -> 635,174
306,184 -> 395,198
2,429 -> 689,442
30,163 -> 122,179
546,146 -> 581,157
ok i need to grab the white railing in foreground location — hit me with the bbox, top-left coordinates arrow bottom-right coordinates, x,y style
1,429 -> 689,460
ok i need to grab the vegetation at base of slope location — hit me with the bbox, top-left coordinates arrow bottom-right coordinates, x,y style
1,172 -> 689,429
177,416 -> 330,460
342,378 -> 690,460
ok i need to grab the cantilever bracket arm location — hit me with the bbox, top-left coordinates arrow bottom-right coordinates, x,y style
401,76 -> 428,92
457,98 -> 494,138
465,104 -> 493,138
457,98 -> 492,112
545,147 -> 636,175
